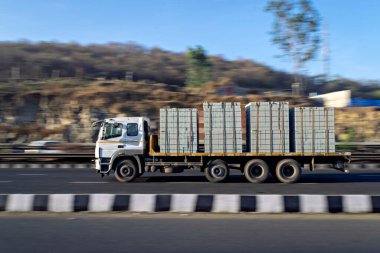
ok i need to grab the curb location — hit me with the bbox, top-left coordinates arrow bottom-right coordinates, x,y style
1,194 -> 380,213
0,163 -> 93,169
0,163 -> 379,170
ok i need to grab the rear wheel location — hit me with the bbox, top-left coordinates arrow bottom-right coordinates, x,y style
114,159 -> 138,183
275,159 -> 301,184
205,159 -> 229,183
244,159 -> 269,183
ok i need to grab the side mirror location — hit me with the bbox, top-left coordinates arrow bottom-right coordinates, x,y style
91,120 -> 104,128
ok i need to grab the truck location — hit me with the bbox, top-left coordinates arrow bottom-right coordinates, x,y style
93,102 -> 351,184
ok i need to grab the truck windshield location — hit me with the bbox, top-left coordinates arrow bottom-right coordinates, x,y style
102,123 -> 123,139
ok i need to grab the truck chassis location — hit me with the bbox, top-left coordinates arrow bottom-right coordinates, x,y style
100,135 -> 350,184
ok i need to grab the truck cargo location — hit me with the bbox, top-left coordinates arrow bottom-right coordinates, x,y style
246,101 -> 289,153
290,107 -> 335,153
203,102 -> 242,153
94,101 -> 350,184
159,108 -> 198,153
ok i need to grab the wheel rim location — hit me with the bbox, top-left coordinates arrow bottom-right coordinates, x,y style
119,165 -> 133,178
249,165 -> 264,178
211,166 -> 226,178
282,165 -> 295,178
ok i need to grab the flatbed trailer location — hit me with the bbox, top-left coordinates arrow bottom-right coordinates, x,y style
94,115 -> 351,184
147,135 -> 349,182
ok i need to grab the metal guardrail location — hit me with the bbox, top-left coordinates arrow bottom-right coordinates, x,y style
0,153 -> 94,163
0,153 -> 94,158
350,153 -> 380,162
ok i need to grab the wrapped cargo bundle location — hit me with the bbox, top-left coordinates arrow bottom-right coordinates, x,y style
159,108 -> 198,153
290,107 -> 335,153
203,102 -> 242,153
246,102 -> 289,153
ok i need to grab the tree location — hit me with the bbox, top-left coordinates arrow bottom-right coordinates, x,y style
185,46 -> 211,87
266,0 -> 320,95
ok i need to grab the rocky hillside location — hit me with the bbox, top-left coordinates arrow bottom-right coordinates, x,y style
0,80 -> 378,143
0,41 -> 379,98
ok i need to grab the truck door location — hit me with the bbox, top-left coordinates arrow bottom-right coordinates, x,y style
98,122 -> 124,158
144,120 -> 149,152
123,121 -> 143,152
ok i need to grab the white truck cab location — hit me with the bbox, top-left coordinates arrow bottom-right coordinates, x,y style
95,117 -> 149,177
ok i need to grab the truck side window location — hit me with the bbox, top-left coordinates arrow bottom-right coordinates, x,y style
103,123 -> 123,139
127,123 -> 138,136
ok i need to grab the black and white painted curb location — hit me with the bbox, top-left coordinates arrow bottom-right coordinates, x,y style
0,163 -> 379,169
0,163 -> 93,169
1,194 -> 380,213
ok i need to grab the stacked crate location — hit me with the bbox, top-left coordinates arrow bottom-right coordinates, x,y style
159,108 -> 198,153
246,102 -> 289,153
203,102 -> 242,153
290,107 -> 335,153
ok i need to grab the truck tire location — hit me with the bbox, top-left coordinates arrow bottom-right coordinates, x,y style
205,159 -> 229,183
244,159 -> 269,183
114,159 -> 138,183
275,159 -> 301,184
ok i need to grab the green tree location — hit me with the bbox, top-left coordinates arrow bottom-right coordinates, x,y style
266,0 -> 320,95
185,46 -> 211,87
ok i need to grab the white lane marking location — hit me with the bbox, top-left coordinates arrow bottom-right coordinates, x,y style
69,181 -> 109,184
18,174 -> 47,176
0,181 -> 12,183
164,182 -> 206,184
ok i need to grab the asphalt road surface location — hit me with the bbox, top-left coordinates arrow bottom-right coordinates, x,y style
1,165 -> 380,194
1,213 -> 380,253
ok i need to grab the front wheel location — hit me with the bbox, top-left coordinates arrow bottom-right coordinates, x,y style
205,159 -> 229,183
114,159 -> 138,183
275,159 -> 301,184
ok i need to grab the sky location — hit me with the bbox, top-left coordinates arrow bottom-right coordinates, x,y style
0,0 -> 379,81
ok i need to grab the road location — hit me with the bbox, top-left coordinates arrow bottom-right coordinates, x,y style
0,213 -> 380,253
1,165 -> 380,194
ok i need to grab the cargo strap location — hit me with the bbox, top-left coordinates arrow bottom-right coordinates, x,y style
281,102 -> 285,153
232,103 -> 236,153
326,108 -> 330,153
165,109 -> 168,153
208,103 -> 212,154
176,108 -> 179,154
312,108 -> 315,154
269,102 -> 273,154
189,109 -> 193,154
300,108 -> 304,154
222,102 -> 226,154
255,102 -> 260,153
